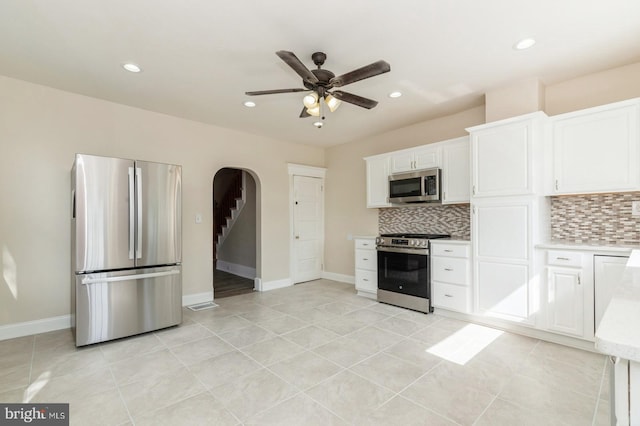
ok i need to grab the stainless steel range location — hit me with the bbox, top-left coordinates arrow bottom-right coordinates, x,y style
376,233 -> 450,313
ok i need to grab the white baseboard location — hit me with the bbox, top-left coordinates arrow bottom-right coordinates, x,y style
255,277 -> 293,292
183,291 -> 214,306
216,260 -> 256,280
0,291 -> 214,342
0,315 -> 71,341
322,271 -> 355,284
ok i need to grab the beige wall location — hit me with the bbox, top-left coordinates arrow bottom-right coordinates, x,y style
545,61 -> 640,115
323,106 -> 485,276
0,75 -> 323,326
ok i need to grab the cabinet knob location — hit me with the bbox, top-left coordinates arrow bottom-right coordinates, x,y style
363,278 -> 369,282
444,268 -> 453,271
444,294 -> 453,298
444,249 -> 453,252
556,257 -> 570,261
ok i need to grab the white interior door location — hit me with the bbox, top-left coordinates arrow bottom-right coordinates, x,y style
292,175 -> 324,283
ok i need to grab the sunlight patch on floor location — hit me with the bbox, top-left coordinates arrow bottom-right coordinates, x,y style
23,371 -> 50,403
426,323 -> 503,365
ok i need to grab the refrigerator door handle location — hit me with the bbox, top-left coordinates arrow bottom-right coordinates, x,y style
135,167 -> 143,259
81,269 -> 180,285
128,167 -> 135,260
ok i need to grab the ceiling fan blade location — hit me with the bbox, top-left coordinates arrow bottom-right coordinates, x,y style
329,60 -> 391,87
245,88 -> 308,96
276,51 -> 319,85
331,90 -> 379,109
299,107 -> 311,118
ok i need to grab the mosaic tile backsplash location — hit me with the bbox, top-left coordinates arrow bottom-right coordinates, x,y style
379,204 -> 471,240
551,192 -> 640,245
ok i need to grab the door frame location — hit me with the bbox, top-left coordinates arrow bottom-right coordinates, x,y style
288,163 -> 327,284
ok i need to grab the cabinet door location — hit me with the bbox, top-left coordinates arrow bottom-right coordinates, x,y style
389,152 -> 415,173
553,102 -> 639,194
546,267 -> 584,337
365,156 -> 391,208
476,261 -> 531,322
442,138 -> 470,204
474,202 -> 529,262
413,146 -> 441,170
594,255 -> 628,331
473,199 -> 534,323
471,121 -> 533,197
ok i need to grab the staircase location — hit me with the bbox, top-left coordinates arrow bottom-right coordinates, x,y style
214,170 -> 246,252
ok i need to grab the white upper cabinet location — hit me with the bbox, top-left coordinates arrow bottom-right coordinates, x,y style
468,112 -> 548,198
441,136 -> 470,204
390,145 -> 441,173
364,137 -> 469,209
365,155 -> 391,208
551,99 -> 640,195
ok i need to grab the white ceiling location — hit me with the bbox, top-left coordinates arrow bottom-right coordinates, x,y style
1,1 -> 639,148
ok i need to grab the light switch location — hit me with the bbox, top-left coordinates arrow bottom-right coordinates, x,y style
633,202 -> 640,217
195,213 -> 202,224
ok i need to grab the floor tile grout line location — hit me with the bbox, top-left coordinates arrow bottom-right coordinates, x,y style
591,356 -> 610,426
27,334 -> 36,389
107,363 -> 137,426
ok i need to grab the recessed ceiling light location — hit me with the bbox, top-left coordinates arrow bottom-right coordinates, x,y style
243,101 -> 256,108
514,38 -> 536,50
389,91 -> 402,98
122,63 -> 141,73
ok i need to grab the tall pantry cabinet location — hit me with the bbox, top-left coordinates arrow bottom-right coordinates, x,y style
467,112 -> 550,325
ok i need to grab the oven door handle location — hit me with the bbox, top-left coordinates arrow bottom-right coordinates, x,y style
376,246 -> 429,255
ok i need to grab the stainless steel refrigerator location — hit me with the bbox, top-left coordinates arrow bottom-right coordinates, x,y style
71,154 -> 182,346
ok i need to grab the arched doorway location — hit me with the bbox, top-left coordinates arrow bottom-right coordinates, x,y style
212,168 -> 259,298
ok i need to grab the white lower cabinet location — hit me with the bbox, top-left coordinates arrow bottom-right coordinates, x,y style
431,241 -> 471,313
354,237 -> 377,298
594,255 -> 629,331
546,266 -> 584,337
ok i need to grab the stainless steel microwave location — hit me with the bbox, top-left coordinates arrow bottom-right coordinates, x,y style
388,168 -> 441,203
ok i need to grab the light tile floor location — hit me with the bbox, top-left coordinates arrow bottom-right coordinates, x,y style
0,279 -> 610,425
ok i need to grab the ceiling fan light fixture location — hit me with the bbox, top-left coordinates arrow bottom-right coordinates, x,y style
313,121 -> 323,128
243,101 -> 256,108
306,105 -> 320,117
303,92 -> 319,109
324,94 -> 341,112
389,91 -> 402,98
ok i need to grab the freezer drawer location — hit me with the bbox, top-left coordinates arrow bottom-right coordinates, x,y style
74,266 -> 182,346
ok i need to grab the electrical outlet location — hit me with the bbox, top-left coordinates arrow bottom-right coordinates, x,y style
632,202 -> 640,217
195,213 -> 202,224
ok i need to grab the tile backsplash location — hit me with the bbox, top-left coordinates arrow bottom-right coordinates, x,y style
551,192 -> 640,245
379,204 -> 471,240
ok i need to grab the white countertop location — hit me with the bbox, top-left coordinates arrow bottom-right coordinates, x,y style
536,242 -> 636,254
595,250 -> 640,362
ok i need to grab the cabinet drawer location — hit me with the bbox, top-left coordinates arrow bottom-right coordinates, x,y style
431,244 -> 470,258
355,269 -> 377,293
355,239 -> 376,250
432,257 -> 469,285
432,282 -> 470,313
547,250 -> 583,268
355,249 -> 376,270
